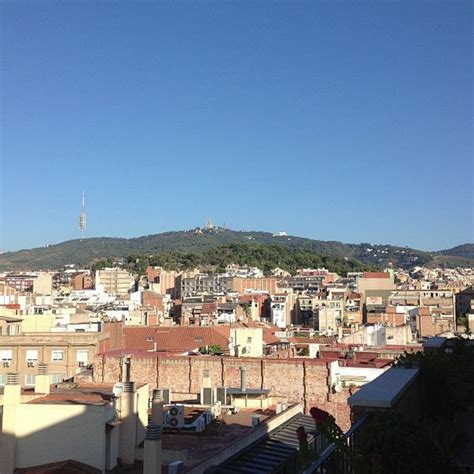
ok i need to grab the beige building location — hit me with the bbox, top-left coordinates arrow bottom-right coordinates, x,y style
357,272 -> 396,303
232,277 -> 278,294
0,333 -> 102,387
0,368 -> 149,473
0,315 -> 22,337
146,266 -> 179,298
32,272 -> 53,295
96,268 -> 135,296
230,327 -> 263,357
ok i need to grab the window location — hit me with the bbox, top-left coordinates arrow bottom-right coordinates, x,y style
76,350 -> 89,363
25,374 -> 36,386
26,350 -> 39,361
247,337 -> 252,344
51,350 -> 64,361
50,373 -> 66,384
7,325 -> 18,336
1,350 -> 13,361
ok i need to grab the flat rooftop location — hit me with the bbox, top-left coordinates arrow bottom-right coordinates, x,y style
348,367 -> 419,408
26,383 -> 147,406
161,406 -> 276,471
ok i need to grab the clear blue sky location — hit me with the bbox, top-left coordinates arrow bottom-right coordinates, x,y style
1,1 -> 472,252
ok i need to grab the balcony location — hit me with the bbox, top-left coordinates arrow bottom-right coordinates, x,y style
303,336 -> 474,473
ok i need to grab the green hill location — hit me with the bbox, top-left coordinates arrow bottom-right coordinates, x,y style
437,243 -> 474,260
94,242 -> 372,276
0,228 -> 471,271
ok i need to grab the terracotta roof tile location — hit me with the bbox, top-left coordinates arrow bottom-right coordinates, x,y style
123,326 -> 230,353
363,272 -> 390,279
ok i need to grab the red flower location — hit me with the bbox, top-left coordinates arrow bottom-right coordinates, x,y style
296,425 -> 306,440
310,406 -> 331,424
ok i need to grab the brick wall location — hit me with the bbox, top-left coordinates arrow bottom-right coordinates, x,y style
93,354 -> 355,430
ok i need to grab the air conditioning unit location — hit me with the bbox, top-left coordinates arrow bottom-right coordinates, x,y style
276,402 -> 283,414
27,361 -> 36,368
168,405 -> 185,429
200,387 -> 214,405
215,387 -> 227,405
3,361 -> 11,368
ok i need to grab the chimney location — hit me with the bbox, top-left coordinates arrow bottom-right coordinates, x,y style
240,366 -> 247,392
151,389 -> 164,426
118,359 -> 137,465
144,423 -> 162,474
337,326 -> 343,342
144,390 -> 163,474
35,364 -> 50,394
4,373 -> 21,405
0,373 -> 21,473
121,356 -> 131,383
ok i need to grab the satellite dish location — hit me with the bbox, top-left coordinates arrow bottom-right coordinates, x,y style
113,382 -> 124,398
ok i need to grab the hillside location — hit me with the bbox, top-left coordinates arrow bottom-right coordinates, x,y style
437,243 -> 474,260
94,243 -> 372,276
0,228 -> 471,271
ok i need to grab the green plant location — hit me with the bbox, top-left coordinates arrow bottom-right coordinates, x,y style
198,344 -> 221,355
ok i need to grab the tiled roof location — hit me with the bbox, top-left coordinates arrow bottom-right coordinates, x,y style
287,336 -> 336,345
123,326 -> 231,353
347,292 -> 361,299
363,272 -> 390,279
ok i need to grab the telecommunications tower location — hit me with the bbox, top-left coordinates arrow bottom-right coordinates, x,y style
79,191 -> 86,239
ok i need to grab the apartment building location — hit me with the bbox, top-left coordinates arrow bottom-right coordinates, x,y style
357,272 -> 396,303
455,286 -> 474,316
95,268 -> 135,296
232,277 -> 278,294
0,333 -> 102,387
181,274 -> 234,297
146,266 -> 179,298
72,272 -> 94,290
32,272 -> 53,295
4,274 -> 36,292
0,369 -> 149,473
270,293 -> 298,328
0,315 -> 22,337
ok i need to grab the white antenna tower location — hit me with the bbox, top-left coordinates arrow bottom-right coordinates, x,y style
79,191 -> 86,239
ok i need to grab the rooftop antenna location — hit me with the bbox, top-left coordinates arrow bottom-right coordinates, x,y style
79,191 -> 86,239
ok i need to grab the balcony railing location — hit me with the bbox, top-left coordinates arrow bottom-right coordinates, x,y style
303,413 -> 369,474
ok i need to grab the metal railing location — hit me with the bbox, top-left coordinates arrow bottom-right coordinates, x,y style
303,413 -> 370,474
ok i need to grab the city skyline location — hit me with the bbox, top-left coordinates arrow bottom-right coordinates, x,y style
1,2 -> 473,251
